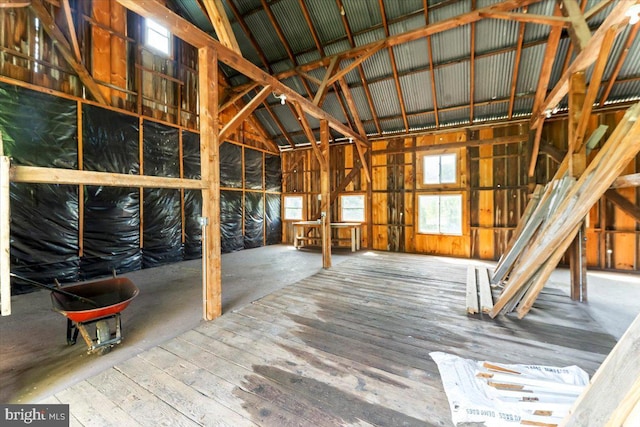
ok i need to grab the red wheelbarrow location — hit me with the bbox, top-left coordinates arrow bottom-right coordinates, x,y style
11,273 -> 139,354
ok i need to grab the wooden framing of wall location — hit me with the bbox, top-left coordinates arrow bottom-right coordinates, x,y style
282,112 -> 640,272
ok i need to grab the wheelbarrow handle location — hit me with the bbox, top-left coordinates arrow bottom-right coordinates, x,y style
9,273 -> 99,308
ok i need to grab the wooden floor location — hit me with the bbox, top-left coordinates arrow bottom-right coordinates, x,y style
40,252 -> 617,427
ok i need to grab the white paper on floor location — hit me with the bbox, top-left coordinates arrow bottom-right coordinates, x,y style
429,351 -> 589,426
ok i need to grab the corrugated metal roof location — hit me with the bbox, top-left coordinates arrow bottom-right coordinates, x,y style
342,0 -> 381,34
438,108 -> 471,127
353,27 -> 386,47
232,0 -> 261,15
474,51 -> 515,103
601,25 -> 633,81
474,13 -> 519,54
271,0 -> 315,54
305,0 -> 346,44
371,79 -> 404,121
296,50 -> 322,66
360,49 -> 393,81
379,116 -> 406,134
431,25 -> 471,64
435,62 -> 470,108
368,79 -> 402,118
320,92 -> 348,123
323,39 -> 353,56
232,21 -> 263,66
513,96 -> 534,118
271,103 -> 302,133
523,0 -> 554,43
271,59 -> 295,73
253,108 -> 280,137
280,76 -> 308,96
606,80 -> 640,105
338,58 -> 363,86
347,85 -> 374,121
400,71 -> 433,113
584,0 -> 617,26
619,28 -> 640,78
245,10 -> 288,61
516,44 -> 546,95
393,38 -> 430,73
389,14 -> 426,36
474,101 -> 509,123
549,37 -> 571,88
407,112 -> 436,130
363,121 -> 378,134
428,0 -> 471,23
383,0 -> 423,21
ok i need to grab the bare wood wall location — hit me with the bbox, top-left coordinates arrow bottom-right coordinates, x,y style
282,111 -> 640,272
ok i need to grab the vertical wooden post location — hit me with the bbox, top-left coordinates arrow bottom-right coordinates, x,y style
320,120 -> 331,269
1,150 -> 10,316
199,47 -> 222,320
77,100 -> 84,257
568,72 -> 588,300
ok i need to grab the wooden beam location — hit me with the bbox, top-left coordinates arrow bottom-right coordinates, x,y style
583,0 -> 614,21
198,46 -> 222,320
375,133 -> 529,155
0,1 -> 30,7
528,125 -> 544,178
559,0 -> 592,53
60,0 -> 81,62
564,313 -> 640,425
219,82 -> 258,112
599,22 -> 639,106
30,0 -> 107,105
313,56 -> 339,106
293,102 -> 324,164
479,11 -> 571,26
320,120 -> 331,269
225,0 -> 271,70
330,160 -> 362,204
470,0 -> 476,124
530,0 -> 632,130
10,165 -> 206,189
117,0 -> 370,147
202,0 -> 241,54
219,85 -> 271,141
605,189 -> 640,223
568,72 -> 587,177
569,221 -> 587,301
1,155 -> 10,316
539,142 -> 565,163
508,12 -> 531,118
325,43 -> 384,87
611,173 -> 640,189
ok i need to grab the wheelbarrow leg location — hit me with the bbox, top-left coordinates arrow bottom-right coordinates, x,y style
66,318 -> 79,345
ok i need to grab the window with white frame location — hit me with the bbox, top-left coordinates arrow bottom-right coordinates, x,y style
340,194 -> 365,222
418,194 -> 462,235
283,195 -> 303,220
423,153 -> 457,184
145,19 -> 171,56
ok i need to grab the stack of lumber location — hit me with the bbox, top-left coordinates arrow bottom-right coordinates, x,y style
489,102 -> 640,319
466,265 -> 494,315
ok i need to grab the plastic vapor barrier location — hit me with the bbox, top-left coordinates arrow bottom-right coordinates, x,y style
221,190 -> 243,253
183,131 -> 202,259
265,154 -> 282,192
265,193 -> 282,245
220,142 -> 242,188
244,149 -> 263,190
244,192 -> 264,249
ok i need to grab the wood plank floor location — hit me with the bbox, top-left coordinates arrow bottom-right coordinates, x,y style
41,252 -> 617,427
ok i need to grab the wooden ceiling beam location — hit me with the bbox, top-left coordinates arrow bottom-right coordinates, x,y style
337,77 -> 371,182
558,0 -> 592,53
423,0 -> 440,128
605,189 -> 640,223
220,85 -> 271,141
470,0 -> 477,124
326,43 -> 384,87
314,56 -> 339,106
219,82 -> 259,112
0,1 -> 30,7
293,102 -> 324,164
225,0 -> 271,71
508,6 -> 527,119
116,0 -> 369,147
599,22 -> 640,106
60,0 -> 81,62
583,0 -> 615,21
201,0 -> 241,54
479,11 -> 570,26
530,0 -> 633,130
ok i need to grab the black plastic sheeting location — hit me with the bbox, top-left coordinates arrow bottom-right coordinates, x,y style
220,142 -> 242,188
265,193 -> 282,245
265,154 -> 282,192
142,121 -> 182,266
0,83 -> 80,293
81,105 -> 142,277
9,184 -> 80,293
220,191 -> 243,253
245,149 -> 263,190
0,82 -> 77,168
183,130 -> 202,259
244,192 -> 264,249
82,186 -> 142,278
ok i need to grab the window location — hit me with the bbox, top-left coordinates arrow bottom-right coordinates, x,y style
340,194 -> 365,222
418,194 -> 462,235
146,19 -> 171,56
283,195 -> 303,220
423,153 -> 457,184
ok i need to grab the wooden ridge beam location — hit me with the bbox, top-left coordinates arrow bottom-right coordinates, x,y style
30,0 -> 108,105
116,0 -> 370,148
479,11 -> 570,26
530,0 -> 633,130
10,165 -> 207,189
202,0 -> 241,54
219,85 -> 271,141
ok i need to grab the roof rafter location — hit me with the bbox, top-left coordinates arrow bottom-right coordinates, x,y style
479,11 -> 570,26
470,0 -> 477,124
599,22 -> 640,106
201,0 -> 241,54
558,0 -> 592,53
220,85 -> 271,141
508,6 -> 527,119
424,0 -> 440,128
